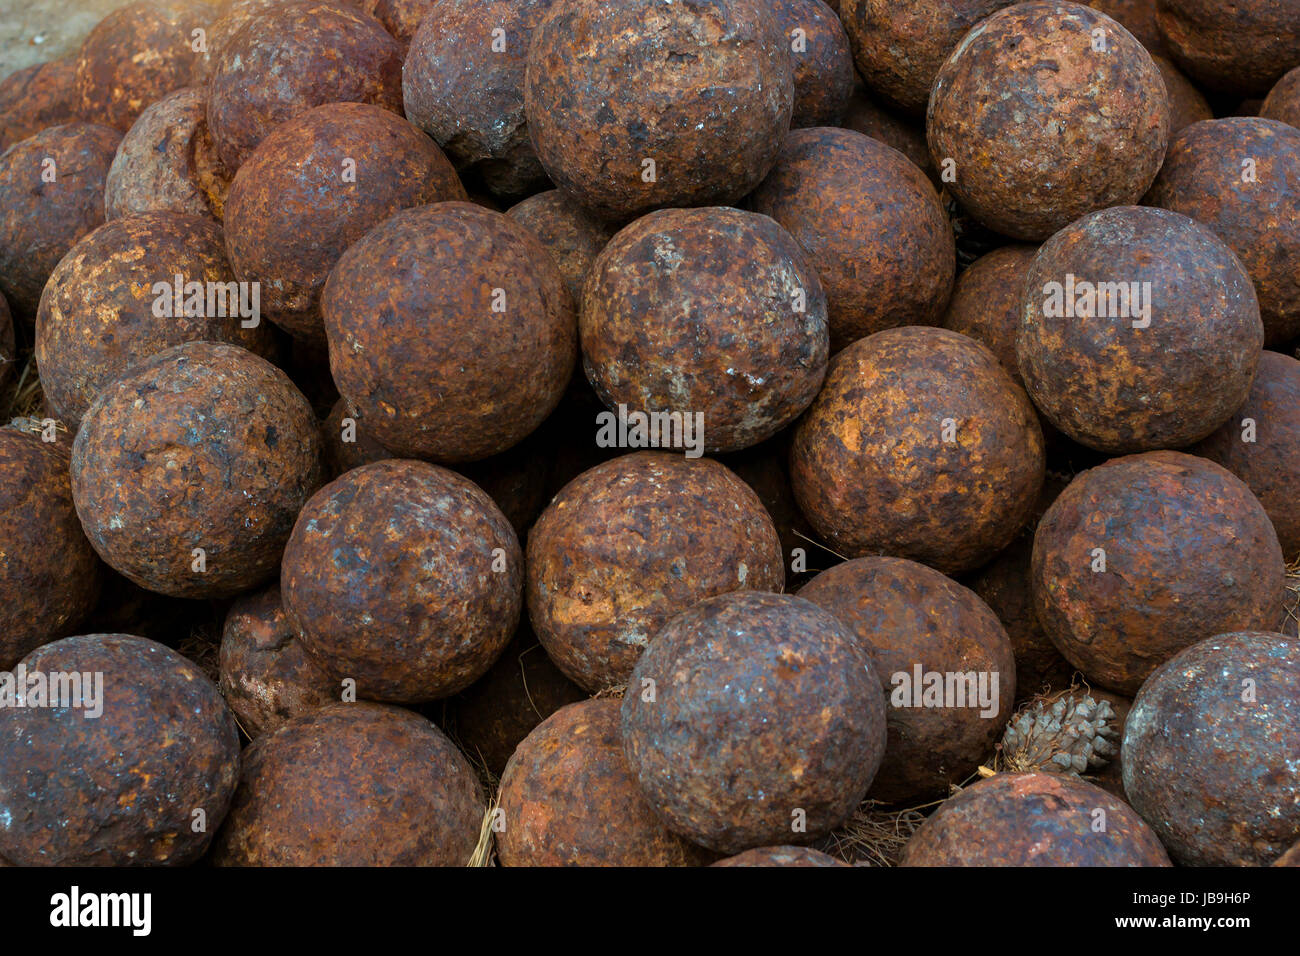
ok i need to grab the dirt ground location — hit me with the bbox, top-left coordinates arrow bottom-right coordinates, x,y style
0,0 -> 136,77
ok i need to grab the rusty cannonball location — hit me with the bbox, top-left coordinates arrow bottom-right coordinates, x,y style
713,845 -> 848,866
791,326 -> 1045,575
0,122 -> 120,322
800,556 -> 1016,803
621,591 -> 887,854
36,212 -> 273,428
1154,55 -> 1212,134
927,2 -> 1170,241
212,702 -> 484,866
1017,205 -> 1263,453
497,699 -> 711,866
1144,118 -> 1300,346
0,429 -> 102,670
582,206 -> 828,453
0,59 -> 78,151
1261,66 -> 1300,129
323,201 -> 575,462
1156,0 -> 1300,97
527,451 -> 784,694
839,88 -> 934,180
282,459 -> 522,703
359,0 -> 436,51
750,128 -> 954,352
1088,0 -> 1164,54
770,0 -> 855,128
524,0 -> 794,219
1123,631 -> 1300,865
191,0 -> 282,84
71,342 -> 325,599
320,398 -> 391,479
206,0 -> 404,171
901,772 -> 1171,866
506,189 -> 619,305
223,101 -> 464,342
0,634 -> 239,866
219,584 -> 337,740
942,245 -> 1038,387
1032,451 -> 1285,696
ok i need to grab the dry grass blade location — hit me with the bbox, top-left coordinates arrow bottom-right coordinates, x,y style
1280,556 -> 1300,637
468,790 -> 499,867
820,799 -> 933,867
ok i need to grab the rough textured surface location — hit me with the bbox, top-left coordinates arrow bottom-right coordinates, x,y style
212,702 -> 484,866
770,0 -> 854,128
621,591 -> 887,854
1123,632 -> 1300,866
1261,66 -> 1300,129
1155,0 -> 1300,97
319,398 -> 392,479
839,87 -> 934,179
323,201 -> 575,462
191,0 -> 282,84
0,293 -> 13,391
0,634 -> 239,865
1154,55 -> 1212,133
0,58 -> 78,150
1088,0 -> 1164,55
713,845 -> 848,866
282,459 -> 521,703
497,699 -> 711,866
36,212 -> 273,427
1032,451 -> 1285,696
750,127 -> 954,352
582,206 -> 828,453
1017,205 -> 1263,453
506,189 -> 619,305
358,0 -> 435,50
901,772 -> 1171,866
0,428 -> 102,670
1276,840 -> 1300,867
524,0 -> 794,219
801,557 -> 1016,803
0,122 -> 120,322
223,101 -> 464,342
71,342 -> 324,599
927,2 -> 1169,240
792,326 -> 1045,575
1144,118 -> 1300,346
528,452 -> 784,694
942,245 -> 1038,388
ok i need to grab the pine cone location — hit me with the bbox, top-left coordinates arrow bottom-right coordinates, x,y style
999,692 -> 1121,775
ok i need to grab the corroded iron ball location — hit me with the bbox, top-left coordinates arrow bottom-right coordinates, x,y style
770,0 -> 855,128
713,846 -> 848,867
505,190 -> 619,305
1261,66 -> 1300,129
942,244 -> 1039,388
0,58 -> 78,150
1155,0 -> 1300,97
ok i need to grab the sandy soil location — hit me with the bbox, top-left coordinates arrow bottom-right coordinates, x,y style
0,0 -> 137,77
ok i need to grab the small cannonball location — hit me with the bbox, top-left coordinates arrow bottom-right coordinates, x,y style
281,459 -> 522,703
497,699 -> 711,866
1017,205 -> 1263,453
750,128 -> 954,352
1154,56 -> 1212,134
206,0 -> 405,171
223,101 -> 464,342
36,212 -> 273,427
942,245 -> 1038,387
524,0 -> 794,219
71,342 -> 325,599
0,59 -> 78,150
527,451 -> 785,693
1261,67 -> 1300,129
360,0 -> 436,50
1031,451 -> 1285,696
0,634 -> 239,866
1144,118 -> 1300,346
769,0 -> 855,128
800,557 -> 1016,802
1124,632 -> 1300,865
320,398 -> 391,478
839,89 -> 934,179
0,122 -> 120,322
211,702 -> 484,866
1155,0 -> 1300,97
791,326 -> 1045,575
927,2 -> 1170,241
1087,0 -> 1164,55
219,584 -> 337,739
900,772 -> 1171,866
506,190 -> 619,305
713,846 -> 848,867
582,206 -> 829,453
322,201 -> 575,462
0,429 -> 102,670
191,0 -> 282,84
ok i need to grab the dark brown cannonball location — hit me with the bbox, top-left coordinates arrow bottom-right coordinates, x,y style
0,429 -> 102,670
1144,118 -> 1300,346
900,772 -> 1171,866
840,0 -> 1015,116
1018,205 -> 1262,453
0,59 -> 78,150
1153,55 -> 1212,133
582,206 -> 828,453
770,0 -> 855,128
36,213 -> 273,428
1032,451 -> 1285,696
1087,0 -> 1164,55
750,128 -> 954,352
942,245 -> 1038,387
800,557 -> 1016,803
191,0 -> 283,84
621,591 -> 887,854
219,584 -> 337,739
927,2 -> 1170,241
359,0 -> 435,50
1155,0 -> 1300,97
71,342 -> 324,599
1193,351 -> 1300,562
0,122 -> 120,322
1276,842 -> 1300,867
524,0 -> 794,219
323,201 -> 574,462
506,190 -> 619,305
320,398 -> 391,479
282,459 -> 521,703
1261,67 -> 1300,129
791,326 -> 1045,575
1124,632 -> 1300,865
497,699 -> 711,866
527,452 -> 784,694
212,702 -> 484,866
713,846 -> 848,867
0,634 -> 239,866
838,88 -> 934,180
223,101 -> 464,342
